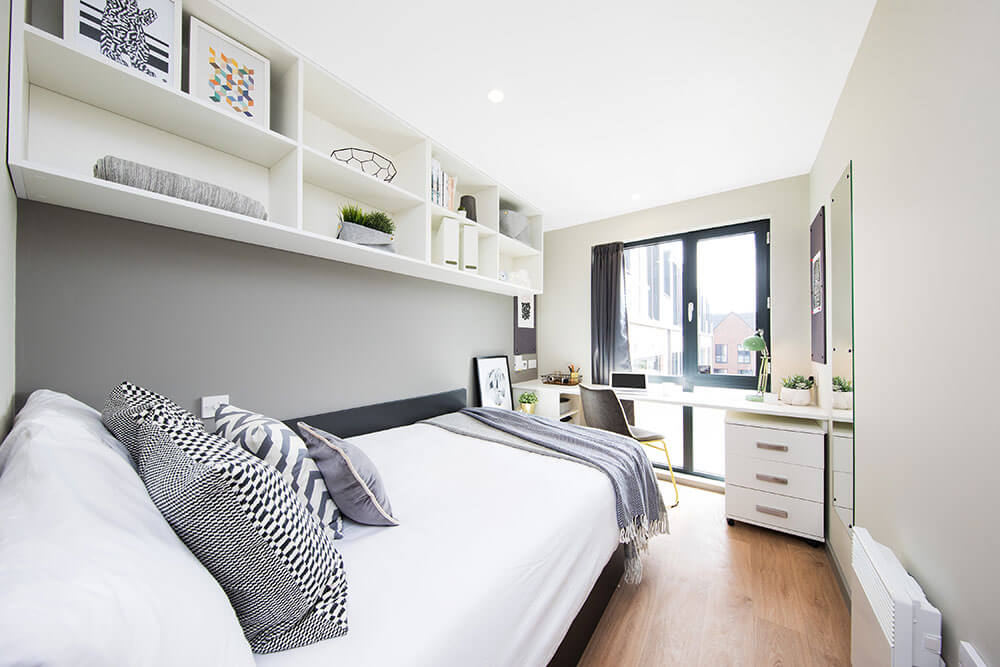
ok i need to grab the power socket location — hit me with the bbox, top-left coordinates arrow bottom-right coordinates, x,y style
200,394 -> 230,419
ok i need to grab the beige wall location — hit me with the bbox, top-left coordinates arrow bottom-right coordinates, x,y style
809,1 -> 999,664
2,0 -> 17,434
539,175 -> 810,384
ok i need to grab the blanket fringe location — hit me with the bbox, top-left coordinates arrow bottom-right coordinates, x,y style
620,499 -> 671,584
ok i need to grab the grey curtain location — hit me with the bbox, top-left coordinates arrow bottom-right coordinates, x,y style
591,242 -> 632,385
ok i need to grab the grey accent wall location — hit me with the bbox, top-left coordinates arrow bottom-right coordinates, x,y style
16,200 -> 533,419
2,3 -> 17,435
809,1 -> 999,664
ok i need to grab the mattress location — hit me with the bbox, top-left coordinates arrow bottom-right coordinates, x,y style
255,422 -> 620,667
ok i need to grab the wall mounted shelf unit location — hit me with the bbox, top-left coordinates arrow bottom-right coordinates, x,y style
9,0 -> 543,297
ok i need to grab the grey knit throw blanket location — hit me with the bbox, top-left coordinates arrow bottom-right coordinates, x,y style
94,155 -> 268,220
424,408 -> 668,584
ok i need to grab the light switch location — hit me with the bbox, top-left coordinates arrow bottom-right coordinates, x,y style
528,359 -> 537,369
201,394 -> 230,419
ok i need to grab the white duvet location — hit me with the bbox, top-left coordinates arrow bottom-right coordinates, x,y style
256,422 -> 621,667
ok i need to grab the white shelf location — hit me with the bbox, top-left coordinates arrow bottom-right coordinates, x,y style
497,233 -> 541,258
303,147 -> 423,212
430,203 -> 496,237
10,0 -> 543,297
21,25 -> 296,168
12,160 -> 539,297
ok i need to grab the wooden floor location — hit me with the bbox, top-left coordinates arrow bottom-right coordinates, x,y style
580,485 -> 850,667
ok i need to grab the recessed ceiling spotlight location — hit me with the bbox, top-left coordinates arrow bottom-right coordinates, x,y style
487,89 -> 505,104
632,193 -> 641,201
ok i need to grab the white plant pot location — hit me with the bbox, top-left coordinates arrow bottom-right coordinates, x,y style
833,391 -> 854,410
779,387 -> 812,406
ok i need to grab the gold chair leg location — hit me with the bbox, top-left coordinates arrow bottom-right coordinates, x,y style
643,439 -> 680,508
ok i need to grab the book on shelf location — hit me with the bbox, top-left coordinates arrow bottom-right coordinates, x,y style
429,159 -> 459,210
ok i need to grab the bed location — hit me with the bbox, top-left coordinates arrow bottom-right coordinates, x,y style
0,388 -> 630,667
269,389 -> 623,666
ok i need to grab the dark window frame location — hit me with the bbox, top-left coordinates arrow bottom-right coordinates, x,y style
624,219 -> 771,391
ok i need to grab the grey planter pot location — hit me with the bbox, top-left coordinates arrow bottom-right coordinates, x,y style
339,220 -> 396,253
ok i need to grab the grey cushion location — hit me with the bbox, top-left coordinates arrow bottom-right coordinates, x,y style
297,423 -> 398,527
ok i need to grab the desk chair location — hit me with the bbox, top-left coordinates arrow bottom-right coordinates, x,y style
579,385 -> 680,508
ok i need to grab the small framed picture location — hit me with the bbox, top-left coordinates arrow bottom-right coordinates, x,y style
188,17 -> 270,129
64,0 -> 181,87
475,355 -> 513,410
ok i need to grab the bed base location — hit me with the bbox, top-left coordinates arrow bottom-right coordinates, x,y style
286,388 -> 624,665
548,544 -> 625,666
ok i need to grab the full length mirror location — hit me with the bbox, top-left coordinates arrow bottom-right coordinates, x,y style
830,163 -> 854,535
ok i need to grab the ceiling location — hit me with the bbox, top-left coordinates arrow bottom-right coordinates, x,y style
224,1 -> 875,230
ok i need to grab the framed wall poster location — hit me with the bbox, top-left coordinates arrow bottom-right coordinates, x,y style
810,206 -> 827,363
64,0 -> 182,87
513,296 -> 537,355
475,355 -> 513,410
189,18 -> 270,128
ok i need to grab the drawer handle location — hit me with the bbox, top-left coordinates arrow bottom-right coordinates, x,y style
756,473 -> 789,485
756,442 -> 788,452
756,504 -> 789,519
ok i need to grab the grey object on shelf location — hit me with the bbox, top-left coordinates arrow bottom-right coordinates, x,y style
331,148 -> 397,182
338,220 -> 396,253
500,209 -> 531,244
459,195 -> 477,222
94,155 -> 268,220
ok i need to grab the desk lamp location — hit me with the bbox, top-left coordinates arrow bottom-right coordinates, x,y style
742,330 -> 770,402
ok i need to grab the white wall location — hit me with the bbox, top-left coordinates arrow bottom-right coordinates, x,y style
539,175 -> 810,384
809,2 -> 999,664
2,0 -> 17,434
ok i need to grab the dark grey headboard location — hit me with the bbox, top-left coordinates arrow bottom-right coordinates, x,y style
284,389 -> 467,438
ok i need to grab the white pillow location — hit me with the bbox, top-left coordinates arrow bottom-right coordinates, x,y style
0,390 -> 256,667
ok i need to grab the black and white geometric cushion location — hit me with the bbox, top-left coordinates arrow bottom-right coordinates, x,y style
101,385 -> 349,652
102,381 -> 203,460
214,404 -> 343,539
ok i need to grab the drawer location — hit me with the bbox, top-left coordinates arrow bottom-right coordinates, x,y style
833,470 -> 854,509
726,485 -> 824,539
726,424 -> 824,469
725,454 -> 824,502
833,435 -> 853,473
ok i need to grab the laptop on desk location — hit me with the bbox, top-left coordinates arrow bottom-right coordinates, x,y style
611,372 -> 647,393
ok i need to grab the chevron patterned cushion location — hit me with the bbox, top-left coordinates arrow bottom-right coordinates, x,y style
214,404 -> 343,539
101,385 -> 349,653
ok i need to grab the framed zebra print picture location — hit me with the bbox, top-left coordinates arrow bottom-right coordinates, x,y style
63,0 -> 181,88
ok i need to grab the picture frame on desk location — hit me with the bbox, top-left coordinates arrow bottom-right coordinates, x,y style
475,355 -> 513,410
64,0 -> 182,88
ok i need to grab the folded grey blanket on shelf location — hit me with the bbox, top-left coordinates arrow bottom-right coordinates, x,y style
94,155 -> 268,220
423,407 -> 669,584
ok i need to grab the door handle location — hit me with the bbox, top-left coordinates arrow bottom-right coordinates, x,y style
688,302 -> 694,322
756,473 -> 789,485
756,505 -> 788,519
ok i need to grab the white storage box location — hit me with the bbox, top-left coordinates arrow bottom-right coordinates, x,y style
433,217 -> 460,268
461,224 -> 479,273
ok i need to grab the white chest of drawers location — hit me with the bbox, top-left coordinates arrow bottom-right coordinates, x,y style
725,411 -> 827,543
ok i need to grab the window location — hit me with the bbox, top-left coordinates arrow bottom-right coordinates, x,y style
714,344 -> 728,364
737,344 -> 751,364
623,219 -> 771,480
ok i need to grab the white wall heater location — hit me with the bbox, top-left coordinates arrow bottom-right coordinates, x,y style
851,527 -> 944,667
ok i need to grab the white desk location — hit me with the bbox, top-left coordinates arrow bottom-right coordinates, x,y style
514,378 -> 852,545
513,378 -> 847,423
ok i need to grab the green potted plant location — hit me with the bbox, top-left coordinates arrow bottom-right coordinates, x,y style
518,391 -> 539,414
832,376 -> 853,410
338,205 -> 396,253
779,375 -> 814,406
